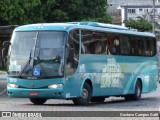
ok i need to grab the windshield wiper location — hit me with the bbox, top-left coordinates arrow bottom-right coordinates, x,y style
18,49 -> 32,77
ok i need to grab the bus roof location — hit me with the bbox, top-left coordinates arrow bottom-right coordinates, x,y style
67,22 -> 128,30
14,22 -> 155,38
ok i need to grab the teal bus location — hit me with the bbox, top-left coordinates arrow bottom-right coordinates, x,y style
5,22 -> 158,105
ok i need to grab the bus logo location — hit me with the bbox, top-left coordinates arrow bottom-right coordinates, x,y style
100,58 -> 122,88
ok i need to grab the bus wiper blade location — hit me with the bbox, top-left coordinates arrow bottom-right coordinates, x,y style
36,48 -> 40,62
18,49 -> 32,77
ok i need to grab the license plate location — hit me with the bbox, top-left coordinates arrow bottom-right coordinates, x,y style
29,92 -> 39,96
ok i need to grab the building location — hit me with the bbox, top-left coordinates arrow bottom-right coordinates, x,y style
119,4 -> 160,26
107,0 -> 160,25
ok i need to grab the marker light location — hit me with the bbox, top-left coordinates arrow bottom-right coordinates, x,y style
48,84 -> 63,89
7,83 -> 19,88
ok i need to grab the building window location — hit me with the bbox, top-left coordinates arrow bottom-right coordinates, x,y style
128,9 -> 136,14
144,9 -> 148,13
139,9 -> 143,12
155,8 -> 158,13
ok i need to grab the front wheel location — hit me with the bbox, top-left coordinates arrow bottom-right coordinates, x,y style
72,83 -> 91,106
29,98 -> 47,105
125,80 -> 142,101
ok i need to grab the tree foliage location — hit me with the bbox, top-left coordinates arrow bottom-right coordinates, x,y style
0,0 -> 112,25
126,19 -> 152,32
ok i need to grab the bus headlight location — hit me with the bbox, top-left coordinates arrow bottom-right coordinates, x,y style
48,84 -> 63,89
7,83 -> 19,88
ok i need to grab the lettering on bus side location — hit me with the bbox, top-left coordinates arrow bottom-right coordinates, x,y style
100,58 -> 123,88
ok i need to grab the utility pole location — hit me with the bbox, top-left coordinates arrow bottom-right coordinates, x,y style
152,0 -> 155,34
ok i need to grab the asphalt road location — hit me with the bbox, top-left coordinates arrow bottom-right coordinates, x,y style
0,79 -> 160,120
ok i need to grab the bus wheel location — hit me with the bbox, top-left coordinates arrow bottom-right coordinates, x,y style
90,97 -> 105,103
125,80 -> 142,101
72,83 -> 91,106
29,98 -> 47,105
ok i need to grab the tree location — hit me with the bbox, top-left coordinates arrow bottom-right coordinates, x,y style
126,15 -> 152,32
0,0 -> 112,25
0,0 -> 42,25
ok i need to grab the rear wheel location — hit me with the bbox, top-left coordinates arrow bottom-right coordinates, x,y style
29,98 -> 47,105
125,80 -> 142,101
90,97 -> 105,103
72,83 -> 91,106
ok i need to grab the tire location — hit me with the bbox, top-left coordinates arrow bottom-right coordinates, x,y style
90,97 -> 105,103
29,98 -> 47,105
125,80 -> 142,101
72,83 -> 91,106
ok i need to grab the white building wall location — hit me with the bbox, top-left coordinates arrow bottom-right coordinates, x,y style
121,9 -> 125,26
107,0 -> 160,15
120,6 -> 160,27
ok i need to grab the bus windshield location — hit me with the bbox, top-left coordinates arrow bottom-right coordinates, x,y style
8,31 -> 66,78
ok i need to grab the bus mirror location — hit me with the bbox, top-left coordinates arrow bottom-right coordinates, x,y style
1,41 -> 11,69
68,48 -> 74,62
2,41 -> 11,59
1,48 -> 7,69
2,48 -> 6,59
3,41 -> 11,47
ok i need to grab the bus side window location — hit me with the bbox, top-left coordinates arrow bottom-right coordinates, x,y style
95,41 -> 101,54
144,38 -> 156,57
130,37 -> 140,56
81,30 -> 108,55
150,38 -> 156,56
110,34 -> 120,55
81,30 -> 93,54
120,35 -> 130,55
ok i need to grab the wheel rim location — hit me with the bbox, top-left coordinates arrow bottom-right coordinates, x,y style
82,88 -> 88,100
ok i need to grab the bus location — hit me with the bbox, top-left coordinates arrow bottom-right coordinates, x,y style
5,22 -> 158,105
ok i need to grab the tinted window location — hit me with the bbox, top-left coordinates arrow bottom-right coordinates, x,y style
81,29 -> 156,57
120,35 -> 130,55
81,30 -> 107,54
109,34 -> 120,55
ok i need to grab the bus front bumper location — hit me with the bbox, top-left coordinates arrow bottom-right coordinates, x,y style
7,87 -> 66,99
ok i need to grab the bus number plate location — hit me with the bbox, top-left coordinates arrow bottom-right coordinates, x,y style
29,92 -> 39,96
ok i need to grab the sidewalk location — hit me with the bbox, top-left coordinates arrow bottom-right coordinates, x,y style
0,72 -> 7,97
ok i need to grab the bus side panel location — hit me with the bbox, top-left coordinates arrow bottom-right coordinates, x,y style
100,56 -> 125,96
64,72 -> 100,98
63,73 -> 82,98
123,56 -> 158,94
141,65 -> 158,93
79,55 -> 110,96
